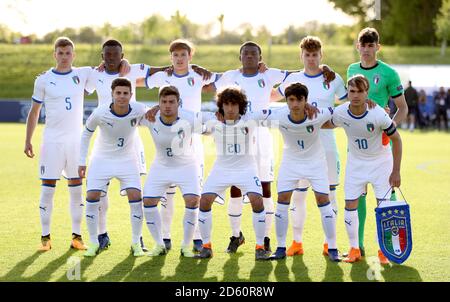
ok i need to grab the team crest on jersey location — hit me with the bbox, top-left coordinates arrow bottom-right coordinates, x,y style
187,77 -> 195,87
367,123 -> 375,132
177,129 -> 185,139
72,76 -> 80,85
306,125 -> 314,133
40,165 -> 45,175
373,74 -> 380,85
130,118 -> 137,127
376,203 -> 413,264
258,79 -> 265,88
241,127 -> 249,135
322,81 -> 330,90
140,64 -> 145,70
397,85 -> 403,92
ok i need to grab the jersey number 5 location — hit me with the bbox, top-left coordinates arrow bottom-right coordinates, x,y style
65,97 -> 72,110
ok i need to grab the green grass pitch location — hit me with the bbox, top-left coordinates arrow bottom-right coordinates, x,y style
0,123 -> 449,282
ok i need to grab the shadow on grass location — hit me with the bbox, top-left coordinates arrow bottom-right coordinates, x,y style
28,248 -> 77,281
273,258 -> 291,282
349,259 -> 371,282
222,253 -> 245,282
381,264 -> 422,282
92,254 -> 137,282
291,255 -> 312,282
249,259 -> 273,281
0,252 -> 43,281
322,257 -> 344,282
123,254 -> 167,281
165,256 -> 218,282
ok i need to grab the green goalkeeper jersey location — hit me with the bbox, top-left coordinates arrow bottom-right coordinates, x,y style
347,60 -> 404,108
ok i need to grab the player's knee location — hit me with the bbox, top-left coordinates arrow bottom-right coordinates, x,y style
42,179 -> 57,186
68,178 -> 82,186
86,190 -> 101,201
230,186 -> 242,198
127,189 -> 142,202
249,194 -> 264,211
261,182 -> 271,198
277,191 -> 292,203
143,198 -> 159,207
345,199 -> 358,210
199,194 -> 215,211
315,194 -> 329,205
184,195 -> 199,208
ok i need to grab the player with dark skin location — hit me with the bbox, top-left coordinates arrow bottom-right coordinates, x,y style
203,44 -> 335,217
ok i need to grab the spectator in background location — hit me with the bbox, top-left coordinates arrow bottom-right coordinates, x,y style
404,81 -> 419,131
434,87 -> 448,131
417,89 -> 428,129
447,89 -> 450,125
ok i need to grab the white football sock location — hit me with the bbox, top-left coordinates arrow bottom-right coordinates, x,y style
129,200 -> 143,245
98,194 -> 109,235
345,208 -> 359,248
290,189 -> 307,243
275,202 -> 290,248
182,207 -> 198,246
228,197 -> 243,237
318,202 -> 337,249
144,205 -> 164,246
85,200 -> 100,245
161,185 -> 176,239
253,210 -> 266,246
39,185 -> 55,236
68,184 -> 83,235
198,209 -> 212,245
263,197 -> 274,238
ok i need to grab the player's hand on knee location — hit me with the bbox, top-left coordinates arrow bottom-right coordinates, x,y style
78,166 -> 87,179
389,170 -> 401,188
24,142 -> 34,158
145,105 -> 160,122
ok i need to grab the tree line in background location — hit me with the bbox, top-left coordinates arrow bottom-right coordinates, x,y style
0,0 -> 449,48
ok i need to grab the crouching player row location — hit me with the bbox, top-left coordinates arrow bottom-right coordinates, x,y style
268,76 -> 401,263
79,79 -> 207,258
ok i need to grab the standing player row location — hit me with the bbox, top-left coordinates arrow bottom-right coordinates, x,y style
25,27 -> 406,264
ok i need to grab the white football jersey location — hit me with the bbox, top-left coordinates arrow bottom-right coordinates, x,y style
80,102 -> 148,164
86,63 -> 150,106
145,68 -> 218,112
277,71 -> 347,107
277,71 -> 347,152
32,67 -> 95,142
205,110 -> 272,171
214,68 -> 288,112
332,103 -> 395,160
141,110 -> 204,167
267,106 -> 332,162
